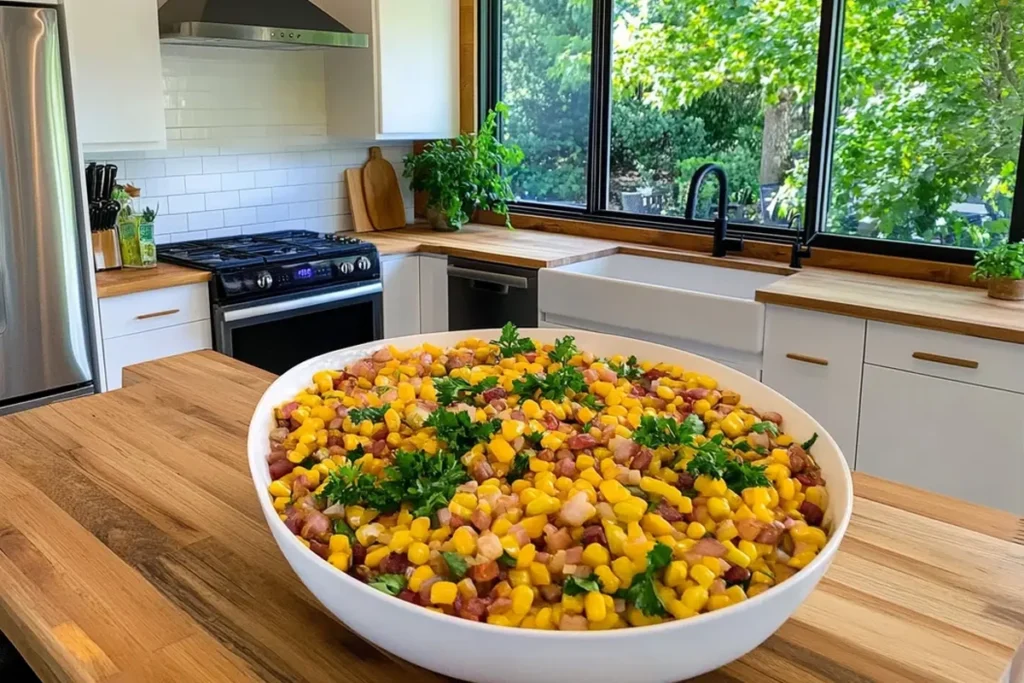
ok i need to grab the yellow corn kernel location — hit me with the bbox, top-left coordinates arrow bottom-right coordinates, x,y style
598,479 -> 630,505
606,404 -> 628,418
655,385 -> 675,401
707,497 -> 732,521
521,561 -> 548,585
539,432 -> 565,451
604,523 -> 627,556
805,485 -> 827,508
725,585 -> 747,604
611,556 -> 636,586
487,436 -> 516,464
409,517 -> 431,542
664,560 -> 689,588
268,480 -> 291,498
686,521 -> 707,539
681,585 -> 709,612
510,584 -> 534,615
581,543 -> 610,567
327,552 -> 351,571
408,565 -> 435,592
491,517 -> 513,537
329,534 -> 351,554
429,581 -> 458,605
526,494 -> 561,516
594,565 -> 620,594
724,544 -> 751,569
364,546 -> 390,568
736,540 -> 759,563
742,487 -> 772,508
584,591 -> 607,622
576,406 -> 596,424
613,496 -> 647,523
579,467 -> 603,487
626,607 -> 664,627
701,556 -> 724,577
272,496 -> 289,512
451,492 -> 478,511
777,477 -> 796,501
720,412 -> 745,439
534,607 -> 554,630
707,594 -> 731,612
641,513 -> 675,537
752,503 -> 775,525
406,541 -> 430,565
388,530 -> 413,552
690,563 -> 716,588
452,526 -> 477,555
590,380 -> 613,397
507,569 -> 531,588
791,524 -> 828,549
561,593 -> 584,615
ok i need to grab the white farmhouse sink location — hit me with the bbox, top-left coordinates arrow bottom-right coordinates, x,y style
538,254 -> 786,356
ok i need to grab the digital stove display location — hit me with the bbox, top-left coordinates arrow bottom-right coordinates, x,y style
295,266 -> 314,280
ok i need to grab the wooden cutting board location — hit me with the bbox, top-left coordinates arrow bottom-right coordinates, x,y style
344,167 -> 374,233
361,146 -> 406,231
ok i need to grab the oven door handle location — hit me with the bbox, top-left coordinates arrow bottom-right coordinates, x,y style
447,265 -> 530,290
222,283 -> 383,323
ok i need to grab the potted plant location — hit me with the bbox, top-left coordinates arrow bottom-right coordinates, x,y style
972,242 -> 1024,300
403,103 -> 523,231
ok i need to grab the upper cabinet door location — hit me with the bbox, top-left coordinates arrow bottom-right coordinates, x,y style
376,0 -> 458,138
64,0 -> 166,152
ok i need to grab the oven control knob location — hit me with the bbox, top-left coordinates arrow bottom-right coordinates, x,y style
256,271 -> 274,289
356,256 -> 372,271
339,261 -> 355,275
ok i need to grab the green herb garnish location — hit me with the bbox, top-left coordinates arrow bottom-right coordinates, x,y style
497,551 -> 517,568
577,393 -> 600,410
632,413 -> 705,449
492,322 -> 536,358
507,452 -> 531,483
348,406 -> 388,424
548,335 -> 578,364
562,575 -> 602,595
434,375 -> 499,406
511,366 -> 586,402
426,407 -> 500,456
442,551 -> 469,579
332,519 -> 356,543
750,421 -> 779,437
619,542 -> 673,616
609,355 -> 644,381
369,574 -> 407,596
801,432 -> 819,451
686,434 -> 771,493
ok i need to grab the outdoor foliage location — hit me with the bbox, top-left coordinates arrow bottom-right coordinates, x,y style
499,0 -> 1023,246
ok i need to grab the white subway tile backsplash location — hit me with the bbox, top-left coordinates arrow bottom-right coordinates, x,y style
257,205 -> 289,223
223,207 -> 257,227
271,152 -> 303,169
125,159 -> 167,179
164,157 -> 203,175
185,174 -> 221,194
239,188 -> 273,207
154,213 -> 189,234
146,176 -> 186,196
188,210 -> 225,231
237,154 -> 271,171
207,227 -> 243,239
301,151 -> 332,167
274,219 -> 307,232
271,185 -> 303,204
205,191 -> 240,210
168,194 -> 206,214
221,172 -> 255,191
241,223 -> 281,235
305,215 -> 341,233
254,169 -> 288,188
288,201 -> 319,219
202,156 -> 238,174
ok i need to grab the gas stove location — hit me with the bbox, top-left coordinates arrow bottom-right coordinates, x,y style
158,230 -> 380,304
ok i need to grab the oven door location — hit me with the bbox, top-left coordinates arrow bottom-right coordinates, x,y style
213,283 -> 383,375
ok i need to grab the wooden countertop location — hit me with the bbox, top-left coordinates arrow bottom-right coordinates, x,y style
94,263 -> 211,299
0,351 -> 1021,683
756,268 -> 1024,344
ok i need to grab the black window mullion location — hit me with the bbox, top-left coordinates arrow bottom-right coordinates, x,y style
586,0 -> 614,214
479,0 -> 501,129
1010,119 -> 1024,244
802,0 -> 846,244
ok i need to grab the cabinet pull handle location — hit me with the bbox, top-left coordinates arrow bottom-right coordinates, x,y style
135,308 -> 180,320
785,353 -> 829,366
911,351 -> 978,369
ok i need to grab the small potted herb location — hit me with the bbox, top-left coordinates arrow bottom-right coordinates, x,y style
972,242 -> 1024,301
403,103 -> 523,231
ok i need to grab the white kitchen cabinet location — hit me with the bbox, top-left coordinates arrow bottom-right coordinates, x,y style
103,321 -> 212,390
63,0 -> 166,152
762,306 -> 865,467
322,0 -> 459,140
382,255 -> 421,338
419,255 -> 449,333
857,365 -> 1024,514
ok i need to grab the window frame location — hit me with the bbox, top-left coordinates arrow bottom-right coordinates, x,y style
480,0 -> 1024,263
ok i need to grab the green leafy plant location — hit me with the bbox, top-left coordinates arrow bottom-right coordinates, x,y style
141,204 -> 159,223
492,322 -> 536,358
403,104 -> 524,230
511,366 -> 586,402
972,242 -> 1024,281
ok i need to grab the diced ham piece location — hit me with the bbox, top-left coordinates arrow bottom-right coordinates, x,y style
267,448 -> 287,464
644,368 -> 667,380
269,427 -> 289,443
510,410 -> 526,422
691,538 -> 727,558
488,597 -> 512,615
471,508 -> 492,531
630,447 -> 653,472
566,433 -> 598,450
544,527 -> 573,551
736,518 -> 765,542
457,597 -> 490,621
800,501 -> 825,526
539,584 -> 562,602
509,524 -> 530,547
581,525 -> 607,546
675,471 -> 696,491
378,553 -> 411,575
489,398 -> 508,412
300,510 -> 331,542
788,444 -> 809,473
755,525 -> 783,545
470,560 -> 499,582
542,412 -> 561,431
346,360 -> 376,379
537,449 -> 555,462
747,430 -> 770,451
610,436 -> 640,464
685,388 -> 709,400
558,492 -> 596,527
656,501 -> 684,522
372,348 -> 392,363
762,411 -> 783,426
582,368 -> 599,384
470,459 -> 495,483
280,402 -> 299,419
269,459 -> 296,479
563,546 -> 583,564
724,565 -> 751,585
481,387 -> 507,402
284,508 -> 305,534
436,508 -> 452,527
554,458 -> 576,478
559,614 -> 589,631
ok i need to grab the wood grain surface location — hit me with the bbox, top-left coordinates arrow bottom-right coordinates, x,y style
0,351 -> 1021,683
94,264 -> 211,299
362,147 -> 407,231
345,168 -> 375,233
756,268 -> 1024,345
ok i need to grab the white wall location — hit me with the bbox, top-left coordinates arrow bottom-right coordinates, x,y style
87,45 -> 413,243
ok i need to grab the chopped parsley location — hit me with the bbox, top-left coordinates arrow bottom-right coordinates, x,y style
332,519 -> 356,544
497,551 -> 517,568
686,434 -> 771,493
369,574 -> 407,596
801,432 -> 819,451
617,542 -> 673,616
547,335 -> 578,364
426,407 -> 499,456
631,413 -> 705,449
511,365 -> 586,402
348,406 -> 388,424
321,449 -> 468,518
434,375 -> 499,406
442,552 -> 469,579
506,451 -> 531,483
609,355 -> 644,381
577,393 -> 600,410
750,421 -> 780,437
562,575 -> 602,595
492,322 -> 536,358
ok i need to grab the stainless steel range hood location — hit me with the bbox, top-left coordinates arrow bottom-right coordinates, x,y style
159,0 -> 369,50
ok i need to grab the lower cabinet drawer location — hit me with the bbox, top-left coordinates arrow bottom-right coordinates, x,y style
103,320 -> 212,390
99,283 -> 210,340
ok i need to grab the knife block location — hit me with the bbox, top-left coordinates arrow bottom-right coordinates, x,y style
92,228 -> 122,271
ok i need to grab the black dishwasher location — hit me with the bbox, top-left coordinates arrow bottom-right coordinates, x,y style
447,256 -> 539,330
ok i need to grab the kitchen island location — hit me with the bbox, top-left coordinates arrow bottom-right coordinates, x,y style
0,351 -> 1020,682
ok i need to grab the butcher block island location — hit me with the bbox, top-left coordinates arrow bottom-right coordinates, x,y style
0,352 -> 1020,683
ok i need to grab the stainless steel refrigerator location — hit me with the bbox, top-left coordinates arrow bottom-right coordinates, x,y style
0,5 -> 94,415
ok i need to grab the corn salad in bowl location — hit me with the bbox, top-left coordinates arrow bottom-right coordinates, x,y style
264,324 -> 832,631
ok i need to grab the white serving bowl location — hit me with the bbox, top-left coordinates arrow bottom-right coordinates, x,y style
248,329 -> 853,683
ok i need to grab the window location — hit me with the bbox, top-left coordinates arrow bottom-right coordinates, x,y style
609,0 -> 820,226
483,0 -> 1024,260
825,0 -> 1022,249
498,0 -> 593,207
